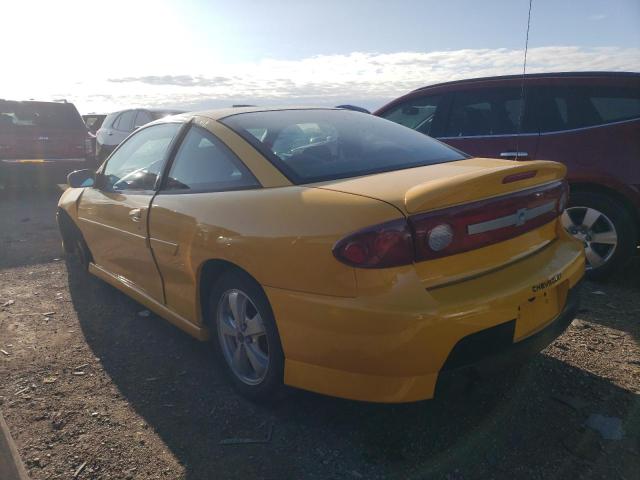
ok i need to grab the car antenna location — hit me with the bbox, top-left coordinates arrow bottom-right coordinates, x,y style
515,0 -> 533,158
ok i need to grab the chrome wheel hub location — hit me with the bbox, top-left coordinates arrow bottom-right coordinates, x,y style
561,207 -> 617,270
217,289 -> 269,385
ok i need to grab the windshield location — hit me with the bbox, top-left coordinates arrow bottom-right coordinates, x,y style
0,101 -> 85,131
220,109 -> 466,184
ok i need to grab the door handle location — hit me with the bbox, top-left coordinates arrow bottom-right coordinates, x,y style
500,151 -> 529,158
129,208 -> 142,222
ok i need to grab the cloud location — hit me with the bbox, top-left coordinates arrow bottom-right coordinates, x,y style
589,14 -> 607,21
108,75 -> 234,87
50,46 -> 640,113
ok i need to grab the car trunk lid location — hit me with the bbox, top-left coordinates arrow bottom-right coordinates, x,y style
317,158 -> 568,287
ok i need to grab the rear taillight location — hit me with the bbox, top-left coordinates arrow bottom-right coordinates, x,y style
411,180 -> 567,261
84,137 -> 94,156
332,218 -> 414,268
333,180 -> 567,269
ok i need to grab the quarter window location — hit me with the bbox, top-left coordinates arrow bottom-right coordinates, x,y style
378,95 -> 443,136
445,88 -> 535,137
102,123 -> 181,191
163,126 -> 259,192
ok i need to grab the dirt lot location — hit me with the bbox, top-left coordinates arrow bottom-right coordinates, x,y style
0,189 -> 638,480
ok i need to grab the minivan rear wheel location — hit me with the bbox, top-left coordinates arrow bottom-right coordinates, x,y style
561,191 -> 637,280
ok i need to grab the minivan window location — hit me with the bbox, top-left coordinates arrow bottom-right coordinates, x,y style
163,126 -> 259,192
538,86 -> 640,133
134,110 -> 153,128
114,110 -> 136,132
220,109 -> 466,184
378,95 -> 443,136
0,101 -> 85,130
444,88 -> 535,137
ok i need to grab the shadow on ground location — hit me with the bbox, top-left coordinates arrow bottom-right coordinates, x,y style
66,261 -> 640,480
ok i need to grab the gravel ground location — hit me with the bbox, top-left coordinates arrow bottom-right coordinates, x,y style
0,189 -> 638,480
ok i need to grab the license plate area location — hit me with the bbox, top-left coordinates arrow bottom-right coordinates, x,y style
516,281 -> 568,341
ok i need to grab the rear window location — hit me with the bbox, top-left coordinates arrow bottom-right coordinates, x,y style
0,101 -> 85,131
220,109 -> 466,184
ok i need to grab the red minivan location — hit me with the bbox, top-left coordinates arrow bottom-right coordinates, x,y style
375,72 -> 640,279
0,100 -> 95,188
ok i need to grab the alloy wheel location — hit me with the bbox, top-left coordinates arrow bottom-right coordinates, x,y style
216,289 -> 270,385
561,207 -> 618,270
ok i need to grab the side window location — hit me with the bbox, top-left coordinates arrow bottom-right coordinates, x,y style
445,88 -> 534,137
113,110 -> 136,132
378,95 -> 443,136
163,126 -> 259,193
102,123 -> 181,191
134,110 -> 153,128
538,85 -> 640,133
588,86 -> 640,124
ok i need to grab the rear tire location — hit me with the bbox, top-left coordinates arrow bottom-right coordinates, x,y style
208,269 -> 285,401
561,191 -> 637,281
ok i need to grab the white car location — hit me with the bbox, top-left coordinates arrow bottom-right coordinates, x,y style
96,108 -> 184,162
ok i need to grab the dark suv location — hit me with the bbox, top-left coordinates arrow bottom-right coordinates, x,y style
376,72 -> 640,279
96,108 -> 184,162
0,100 -> 94,187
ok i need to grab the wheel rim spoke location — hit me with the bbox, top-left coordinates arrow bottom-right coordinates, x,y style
585,245 -> 605,268
244,312 -> 265,337
219,317 -> 237,338
245,343 -> 268,377
581,208 -> 601,229
231,343 -> 250,375
227,291 -> 247,327
590,230 -> 617,245
561,211 -> 575,229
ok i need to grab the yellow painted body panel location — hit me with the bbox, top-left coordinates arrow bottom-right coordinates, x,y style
149,186 -> 402,323
58,107 -> 585,403
272,226 -> 584,402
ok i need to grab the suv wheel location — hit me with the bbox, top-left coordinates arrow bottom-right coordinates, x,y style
561,191 -> 637,280
209,270 -> 285,401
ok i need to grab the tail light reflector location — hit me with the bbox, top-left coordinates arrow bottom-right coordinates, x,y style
333,180 -> 568,268
333,218 -> 414,268
411,180 -> 567,261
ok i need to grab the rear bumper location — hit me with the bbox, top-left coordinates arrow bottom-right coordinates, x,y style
0,158 -> 95,185
267,235 -> 585,403
439,283 -> 580,375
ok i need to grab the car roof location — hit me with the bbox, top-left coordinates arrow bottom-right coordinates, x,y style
191,105 -> 339,121
410,71 -> 640,93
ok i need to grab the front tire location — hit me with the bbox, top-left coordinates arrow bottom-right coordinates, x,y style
209,270 -> 285,401
58,212 -> 91,271
561,191 -> 637,280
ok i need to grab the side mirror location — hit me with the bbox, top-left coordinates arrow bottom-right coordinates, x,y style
67,169 -> 95,188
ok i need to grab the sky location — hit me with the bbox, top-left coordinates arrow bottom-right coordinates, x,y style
3,0 -> 639,114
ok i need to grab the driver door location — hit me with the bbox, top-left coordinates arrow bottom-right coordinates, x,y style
77,122 -> 182,302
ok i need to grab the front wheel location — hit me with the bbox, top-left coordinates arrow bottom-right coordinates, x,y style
209,270 -> 285,401
561,191 -> 637,280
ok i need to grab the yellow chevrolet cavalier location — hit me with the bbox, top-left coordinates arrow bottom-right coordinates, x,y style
57,107 -> 584,402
